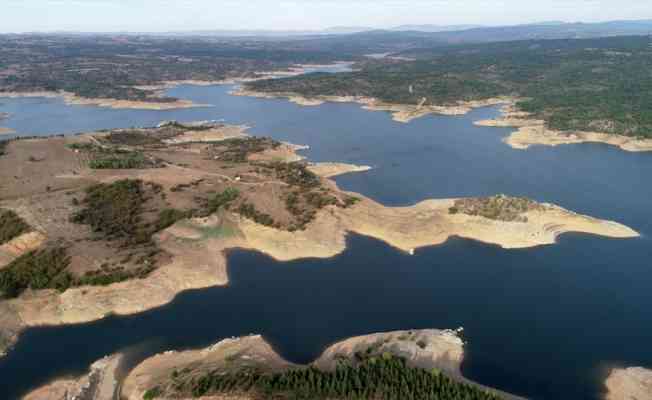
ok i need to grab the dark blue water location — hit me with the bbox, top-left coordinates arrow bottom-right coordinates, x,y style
1,80 -> 651,400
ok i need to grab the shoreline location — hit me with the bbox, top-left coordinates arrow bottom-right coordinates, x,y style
475,102 -> 652,153
232,88 -> 652,152
231,87 -> 513,123
0,125 -> 640,363
0,61 -> 353,113
23,354 -> 123,400
0,185 -> 638,358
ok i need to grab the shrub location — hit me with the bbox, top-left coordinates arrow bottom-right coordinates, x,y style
0,247 -> 72,299
0,209 -> 32,245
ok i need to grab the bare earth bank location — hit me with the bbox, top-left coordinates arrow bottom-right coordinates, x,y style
604,366 -> 652,400
22,354 -> 122,400
474,103 -> 652,152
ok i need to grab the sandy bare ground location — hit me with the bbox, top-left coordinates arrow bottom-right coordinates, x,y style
604,366 -> 652,400
313,329 -> 465,374
162,125 -> 249,144
307,162 -> 372,178
238,192 -> 638,263
0,231 -> 46,269
23,354 -> 122,400
475,103 -> 652,153
121,335 -> 293,400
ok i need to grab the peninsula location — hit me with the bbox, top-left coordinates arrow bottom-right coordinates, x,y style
0,121 -> 638,358
25,329 -> 519,400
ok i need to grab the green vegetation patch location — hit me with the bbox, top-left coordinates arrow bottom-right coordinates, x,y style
162,354 -> 501,400
449,195 -> 541,222
0,209 -> 31,245
202,187 -> 240,216
89,152 -> 159,169
76,263 -> 156,287
71,179 -> 148,243
143,386 -> 162,400
104,131 -> 162,146
208,137 -> 281,163
71,179 -> 191,245
237,202 -> 277,228
68,142 -> 164,169
0,246 -> 72,299
267,161 -> 320,188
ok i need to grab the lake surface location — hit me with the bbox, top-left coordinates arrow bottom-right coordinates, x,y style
1,74 -> 651,399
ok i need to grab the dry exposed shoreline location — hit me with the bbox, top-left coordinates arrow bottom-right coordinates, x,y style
0,177 -> 638,358
605,366 -> 652,400
232,87 -> 513,123
0,123 -> 640,360
233,88 -> 652,152
0,129 -> 642,400
475,103 -> 652,152
23,354 -> 122,400
117,329 -> 521,400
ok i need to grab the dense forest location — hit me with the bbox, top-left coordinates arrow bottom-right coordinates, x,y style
148,354 -> 502,400
248,35 -> 652,137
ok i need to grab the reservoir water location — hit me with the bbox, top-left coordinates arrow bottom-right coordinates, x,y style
1,77 -> 651,399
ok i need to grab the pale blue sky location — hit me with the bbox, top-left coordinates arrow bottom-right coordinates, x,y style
1,0 -> 651,33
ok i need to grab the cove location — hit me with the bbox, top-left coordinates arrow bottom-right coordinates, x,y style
1,78 -> 652,399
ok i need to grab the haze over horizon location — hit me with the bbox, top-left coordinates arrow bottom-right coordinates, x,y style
2,0 -> 652,34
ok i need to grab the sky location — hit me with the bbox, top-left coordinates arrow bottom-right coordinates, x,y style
1,0 -> 651,33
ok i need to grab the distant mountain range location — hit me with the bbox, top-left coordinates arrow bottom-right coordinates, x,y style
153,20 -> 652,40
